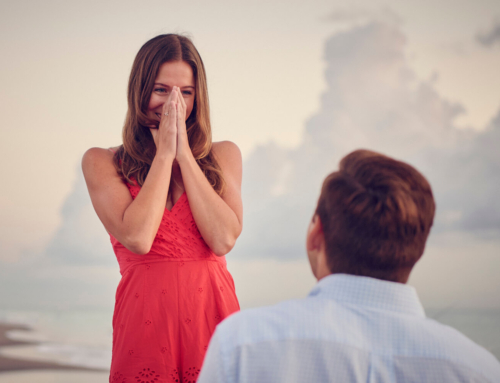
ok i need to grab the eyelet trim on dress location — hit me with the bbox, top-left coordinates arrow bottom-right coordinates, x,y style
183,367 -> 200,383
112,372 -> 127,382
135,367 -> 160,382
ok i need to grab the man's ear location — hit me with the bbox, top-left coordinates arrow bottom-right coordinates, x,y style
307,214 -> 325,252
307,214 -> 331,280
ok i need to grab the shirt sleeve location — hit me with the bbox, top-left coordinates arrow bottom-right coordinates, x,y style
198,327 -> 227,383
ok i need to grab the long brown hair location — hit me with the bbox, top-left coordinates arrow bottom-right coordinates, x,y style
113,34 -> 225,195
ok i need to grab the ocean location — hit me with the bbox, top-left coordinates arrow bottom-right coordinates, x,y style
0,307 -> 498,382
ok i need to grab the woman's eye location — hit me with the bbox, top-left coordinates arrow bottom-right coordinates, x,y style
155,88 -> 169,93
182,91 -> 193,96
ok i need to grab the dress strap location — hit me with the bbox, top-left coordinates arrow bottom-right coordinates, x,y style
109,147 -> 117,154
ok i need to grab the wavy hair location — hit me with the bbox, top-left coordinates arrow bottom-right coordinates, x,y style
113,34 -> 225,195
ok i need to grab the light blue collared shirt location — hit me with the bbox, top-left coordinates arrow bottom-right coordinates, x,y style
199,274 -> 500,382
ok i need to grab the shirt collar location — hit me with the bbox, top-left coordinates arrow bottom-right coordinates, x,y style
308,273 -> 426,318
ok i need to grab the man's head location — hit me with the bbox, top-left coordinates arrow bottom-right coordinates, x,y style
306,149 -> 435,283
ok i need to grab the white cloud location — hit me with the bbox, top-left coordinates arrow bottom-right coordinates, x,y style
324,7 -> 402,27
235,21 -> 492,260
456,110 -> 500,231
476,20 -> 500,47
43,167 -> 115,266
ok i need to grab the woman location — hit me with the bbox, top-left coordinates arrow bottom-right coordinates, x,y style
82,34 -> 242,383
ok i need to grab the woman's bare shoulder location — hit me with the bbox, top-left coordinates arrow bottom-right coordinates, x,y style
82,146 -> 120,180
212,141 -> 242,187
212,141 -> 242,162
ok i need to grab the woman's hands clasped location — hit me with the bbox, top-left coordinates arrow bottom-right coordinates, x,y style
149,86 -> 192,162
174,87 -> 191,162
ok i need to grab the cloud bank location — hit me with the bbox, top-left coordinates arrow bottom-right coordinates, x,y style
2,20 -> 498,309
476,21 -> 500,47
44,168 -> 115,266
236,21 -> 500,260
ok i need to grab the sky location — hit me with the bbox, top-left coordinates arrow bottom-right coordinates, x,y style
1,0 -> 500,312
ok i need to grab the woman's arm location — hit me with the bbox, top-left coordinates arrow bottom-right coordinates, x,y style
178,140 -> 243,256
172,87 -> 242,256
82,100 -> 178,255
82,149 -> 174,255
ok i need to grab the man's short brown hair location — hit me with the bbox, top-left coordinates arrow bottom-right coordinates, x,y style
315,150 -> 435,282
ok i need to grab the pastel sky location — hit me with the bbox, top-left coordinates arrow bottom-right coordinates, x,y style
1,0 -> 499,311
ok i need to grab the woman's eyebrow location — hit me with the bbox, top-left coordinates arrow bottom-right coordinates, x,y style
154,83 -> 195,89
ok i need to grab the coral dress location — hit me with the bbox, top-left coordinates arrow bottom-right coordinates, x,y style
108,181 -> 240,383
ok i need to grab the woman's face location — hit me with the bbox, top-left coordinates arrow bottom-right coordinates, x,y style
147,60 -> 196,125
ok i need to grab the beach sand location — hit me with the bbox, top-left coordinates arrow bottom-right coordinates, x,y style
0,323 -> 36,347
0,323 -> 108,376
0,370 -> 109,383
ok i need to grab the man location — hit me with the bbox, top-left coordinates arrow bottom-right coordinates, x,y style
198,149 -> 500,382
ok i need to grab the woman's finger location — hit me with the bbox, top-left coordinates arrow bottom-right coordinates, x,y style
159,87 -> 178,124
169,101 -> 177,122
177,100 -> 182,126
177,88 -> 187,115
161,100 -> 169,120
161,99 -> 175,124
166,85 -> 176,105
